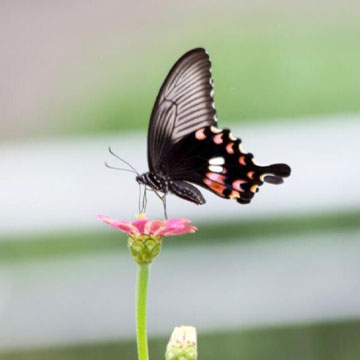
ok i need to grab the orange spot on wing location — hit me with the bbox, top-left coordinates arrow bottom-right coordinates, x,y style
250,184 -> 258,193
195,128 -> 206,140
239,156 -> 246,166
226,142 -> 235,154
229,191 -> 240,199
204,178 -> 226,197
213,133 -> 223,144
247,171 -> 255,179
232,179 -> 246,191
206,172 -> 226,184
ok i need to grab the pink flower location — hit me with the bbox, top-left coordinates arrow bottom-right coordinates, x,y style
97,214 -> 197,237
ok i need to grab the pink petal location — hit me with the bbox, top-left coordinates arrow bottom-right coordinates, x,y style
115,222 -> 140,234
164,226 -> 197,236
165,228 -> 197,236
166,218 -> 191,227
145,220 -> 165,235
132,218 -> 149,234
158,223 -> 197,236
97,214 -> 139,235
154,218 -> 192,235
97,215 -> 196,237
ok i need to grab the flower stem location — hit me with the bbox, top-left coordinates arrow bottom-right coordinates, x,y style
136,263 -> 150,360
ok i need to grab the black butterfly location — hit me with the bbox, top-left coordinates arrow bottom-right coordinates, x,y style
136,48 -> 291,209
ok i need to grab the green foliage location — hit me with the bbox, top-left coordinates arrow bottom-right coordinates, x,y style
3,320 -> 360,360
1,210 -> 360,263
53,20 -> 360,137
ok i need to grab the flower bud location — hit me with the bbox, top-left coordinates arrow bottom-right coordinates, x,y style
128,235 -> 163,264
165,326 -> 197,360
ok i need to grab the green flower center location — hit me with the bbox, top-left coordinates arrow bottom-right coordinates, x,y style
128,234 -> 163,264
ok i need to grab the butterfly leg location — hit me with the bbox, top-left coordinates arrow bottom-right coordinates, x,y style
161,195 -> 168,220
138,184 -> 142,213
150,189 -> 168,219
140,187 -> 148,214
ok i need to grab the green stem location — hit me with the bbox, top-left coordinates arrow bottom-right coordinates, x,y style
136,263 -> 150,360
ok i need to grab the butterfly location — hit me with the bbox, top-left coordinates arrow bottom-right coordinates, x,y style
136,48 -> 291,209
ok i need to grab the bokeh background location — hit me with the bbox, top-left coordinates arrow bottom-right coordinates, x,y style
1,1 -> 360,359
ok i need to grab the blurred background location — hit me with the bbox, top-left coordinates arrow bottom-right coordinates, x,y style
1,0 -> 360,359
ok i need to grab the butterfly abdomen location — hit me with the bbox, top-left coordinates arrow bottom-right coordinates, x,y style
169,180 -> 206,205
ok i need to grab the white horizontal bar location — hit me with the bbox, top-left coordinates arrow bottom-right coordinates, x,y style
0,231 -> 359,350
0,114 -> 359,238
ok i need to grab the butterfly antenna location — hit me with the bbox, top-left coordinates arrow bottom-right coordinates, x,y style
104,162 -> 137,174
108,146 -> 139,175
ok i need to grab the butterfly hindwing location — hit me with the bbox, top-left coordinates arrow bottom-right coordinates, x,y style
163,126 -> 291,204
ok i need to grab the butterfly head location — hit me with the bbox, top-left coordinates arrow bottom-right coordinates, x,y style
136,173 -> 147,185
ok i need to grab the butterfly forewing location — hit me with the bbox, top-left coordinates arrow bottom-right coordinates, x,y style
147,48 -> 217,172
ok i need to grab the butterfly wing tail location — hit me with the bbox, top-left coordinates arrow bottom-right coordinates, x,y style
262,163 -> 291,184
